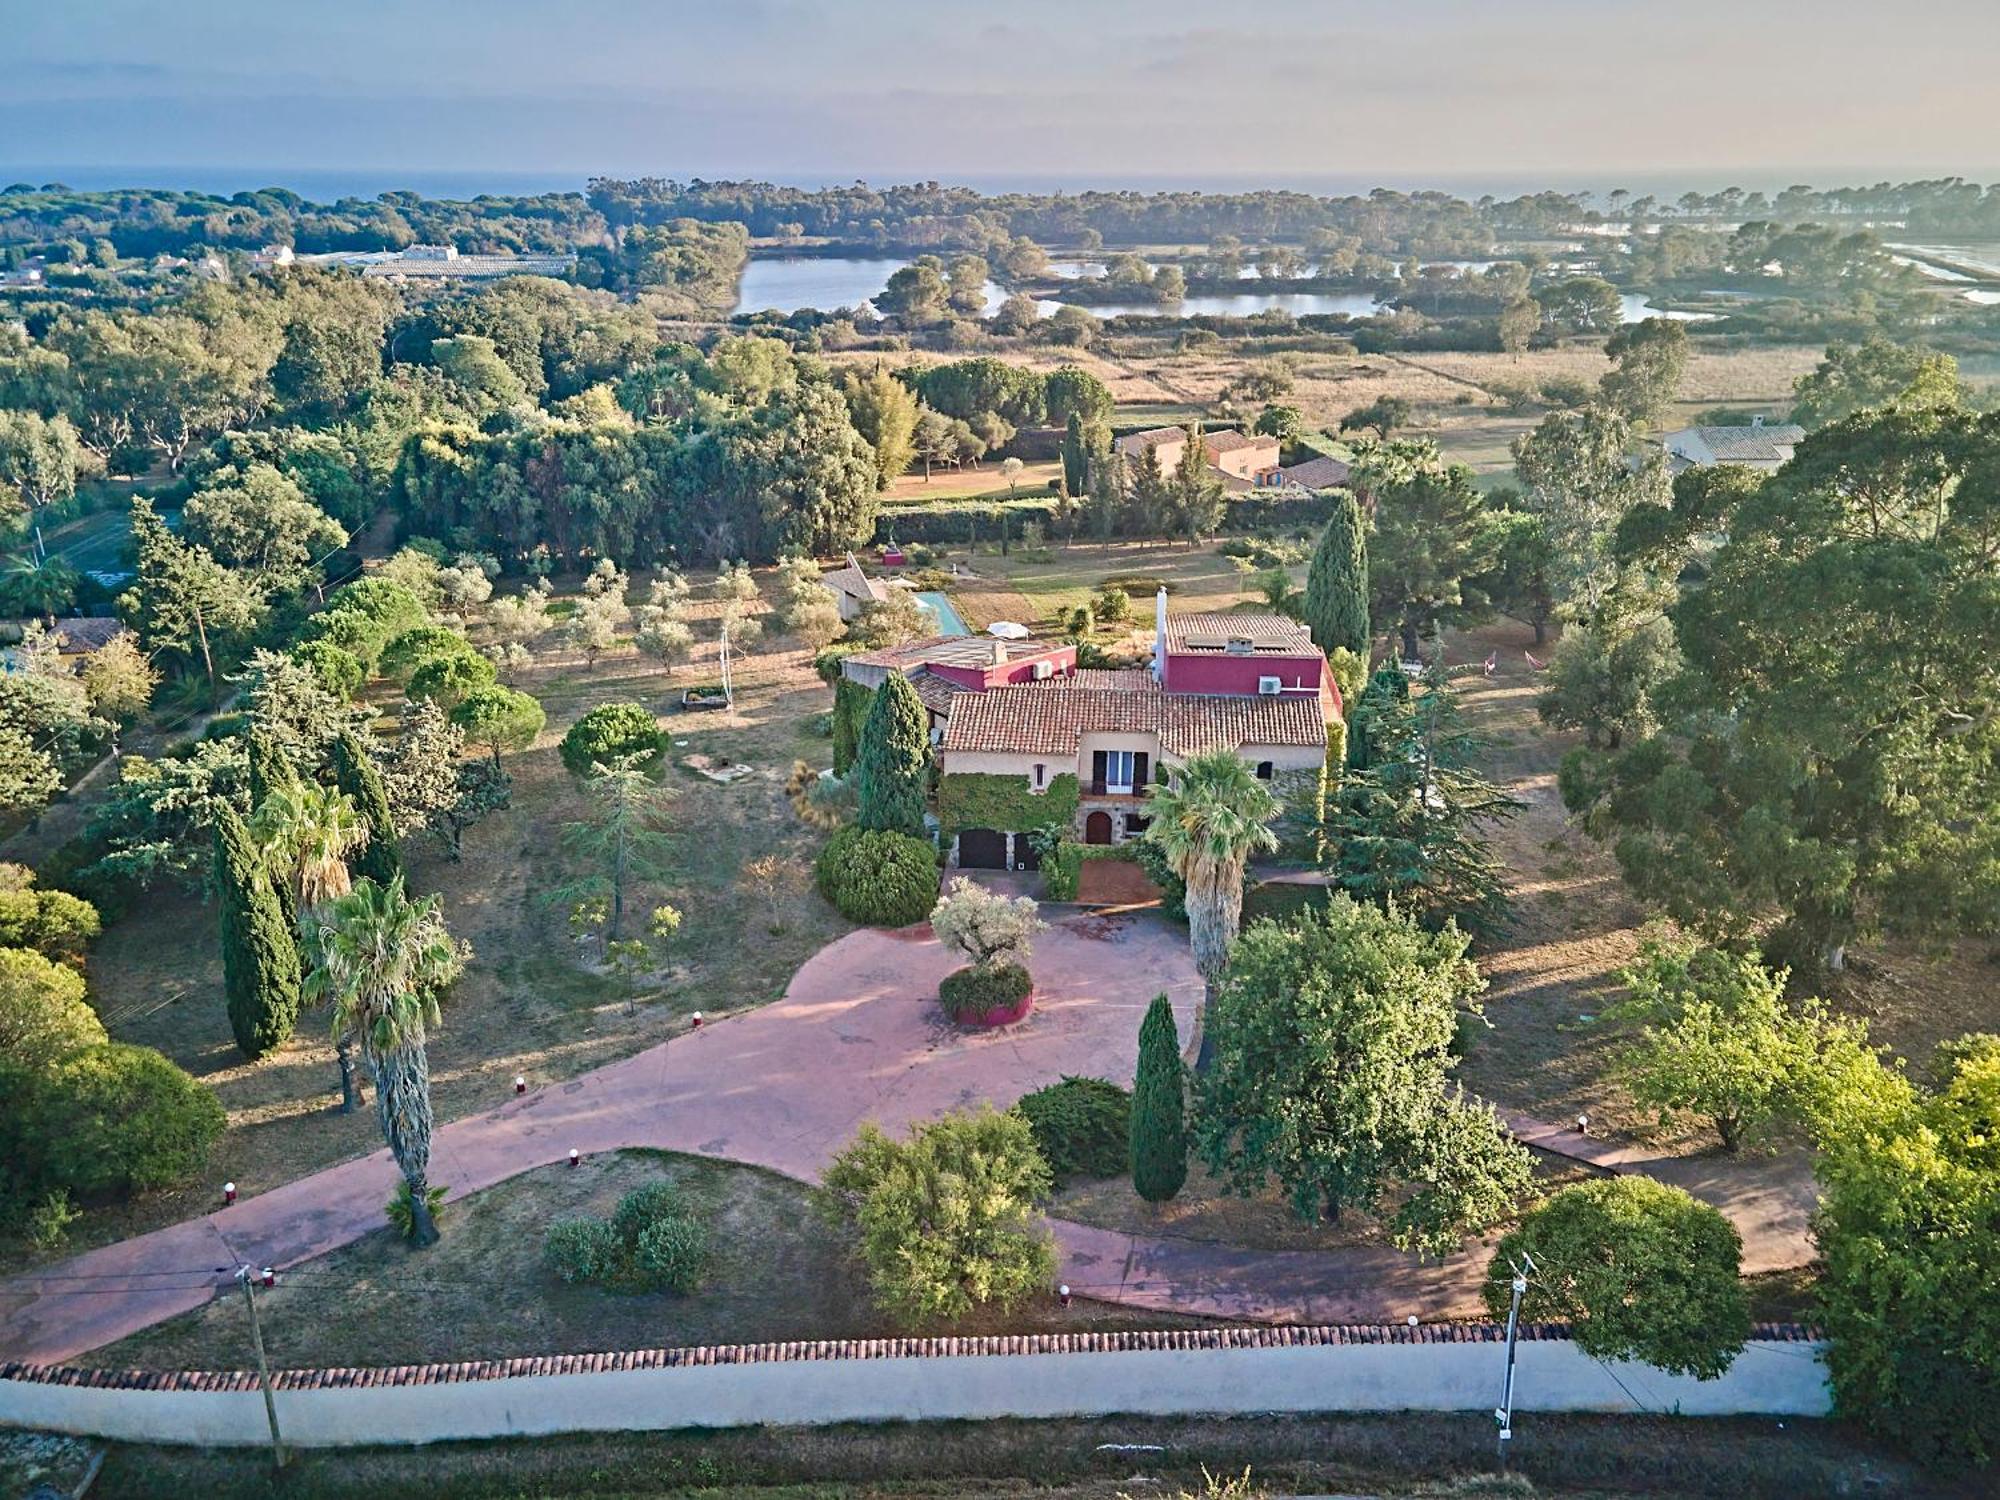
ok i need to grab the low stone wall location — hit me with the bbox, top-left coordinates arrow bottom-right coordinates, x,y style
0,1324 -> 1828,1450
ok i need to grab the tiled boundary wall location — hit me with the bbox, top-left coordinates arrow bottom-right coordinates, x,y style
0,1324 -> 1829,1449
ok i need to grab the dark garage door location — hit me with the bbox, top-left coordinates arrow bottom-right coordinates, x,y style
957,828 -> 1008,869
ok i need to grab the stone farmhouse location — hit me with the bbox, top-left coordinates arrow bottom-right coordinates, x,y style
839,593 -> 1340,871
1113,426 -> 1282,492
1659,418 -> 1805,474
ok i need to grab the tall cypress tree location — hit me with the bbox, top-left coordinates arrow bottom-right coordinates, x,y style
855,672 -> 930,835
245,726 -> 300,930
1131,993 -> 1188,1202
1304,490 -> 1371,658
216,803 -> 303,1058
246,726 -> 298,808
332,730 -> 402,887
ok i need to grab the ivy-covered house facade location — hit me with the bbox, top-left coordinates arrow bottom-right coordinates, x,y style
831,600 -> 1341,870
930,598 -> 1341,870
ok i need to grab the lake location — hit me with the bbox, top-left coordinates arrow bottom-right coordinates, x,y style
735,256 -> 1032,316
736,255 -> 1714,323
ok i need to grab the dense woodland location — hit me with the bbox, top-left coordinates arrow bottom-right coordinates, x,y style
12,174 -> 2000,262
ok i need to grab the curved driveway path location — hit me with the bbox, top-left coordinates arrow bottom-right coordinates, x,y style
0,911 -> 1201,1365
0,907 -> 1814,1366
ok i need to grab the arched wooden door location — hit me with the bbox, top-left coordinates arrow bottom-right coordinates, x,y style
1084,810 -> 1114,845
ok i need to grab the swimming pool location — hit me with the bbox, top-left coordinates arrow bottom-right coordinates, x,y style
914,591 -> 970,636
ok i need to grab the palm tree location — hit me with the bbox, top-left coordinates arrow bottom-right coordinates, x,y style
303,875 -> 461,1246
0,556 -> 79,621
1142,750 -> 1281,1065
251,782 -> 370,1110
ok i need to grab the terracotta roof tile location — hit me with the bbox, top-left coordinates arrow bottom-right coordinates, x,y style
844,636 -> 1058,671
1163,611 -> 1316,654
820,552 -> 889,604
905,668 -> 961,715
0,1323 -> 1820,1391
1276,455 -> 1351,489
940,680 -> 1326,759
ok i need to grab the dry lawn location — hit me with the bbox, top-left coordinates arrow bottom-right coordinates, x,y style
12,571 -> 852,1271
1051,1154 -> 1593,1255
100,1412 -> 1952,1500
943,537 -> 1274,636
97,1149 -> 1210,1372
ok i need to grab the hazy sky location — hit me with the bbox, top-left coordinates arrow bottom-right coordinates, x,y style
5,0 -> 1997,193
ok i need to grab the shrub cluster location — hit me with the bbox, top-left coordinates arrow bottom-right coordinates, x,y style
0,1043 -> 225,1207
1014,1076 -> 1131,1184
0,882 -> 224,1225
542,1178 -> 709,1294
938,961 -> 1031,1023
819,1109 -> 1055,1324
814,825 -> 938,926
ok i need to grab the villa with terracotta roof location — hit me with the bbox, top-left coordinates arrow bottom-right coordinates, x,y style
837,591 -> 1340,871
1113,425 -> 1282,493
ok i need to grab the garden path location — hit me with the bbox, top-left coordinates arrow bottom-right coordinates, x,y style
0,910 -> 1813,1366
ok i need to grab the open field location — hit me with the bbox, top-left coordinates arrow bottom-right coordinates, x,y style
881,456 -> 1060,504
97,1149 -> 1210,1372
941,537 -> 1278,635
93,1412 -> 1962,1500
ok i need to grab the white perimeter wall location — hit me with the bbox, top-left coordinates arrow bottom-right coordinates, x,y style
0,1339 -> 1829,1449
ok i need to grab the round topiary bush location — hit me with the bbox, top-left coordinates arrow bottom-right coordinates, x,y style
938,962 -> 1033,1026
1014,1076 -> 1130,1184
560,702 -> 666,777
814,825 -> 939,927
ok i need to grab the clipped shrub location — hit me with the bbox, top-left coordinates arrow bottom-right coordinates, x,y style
1015,1076 -> 1131,1185
634,1213 -> 709,1293
560,702 -> 665,778
543,1216 -> 622,1284
26,1043 -> 225,1199
814,825 -> 939,927
938,961 -> 1031,1023
819,1108 -> 1055,1324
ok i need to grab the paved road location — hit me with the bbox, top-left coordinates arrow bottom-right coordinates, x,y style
0,909 -> 1816,1366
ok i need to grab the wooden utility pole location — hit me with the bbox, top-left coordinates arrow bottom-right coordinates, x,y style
1495,1252 -> 1534,1471
236,1266 -> 287,1467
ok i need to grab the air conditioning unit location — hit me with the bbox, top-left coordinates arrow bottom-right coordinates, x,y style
1032,660 -> 1054,680
1257,676 -> 1282,695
